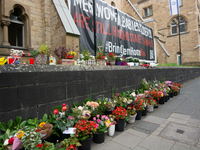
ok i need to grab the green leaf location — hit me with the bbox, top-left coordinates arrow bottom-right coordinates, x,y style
7,119 -> 14,129
19,121 -> 26,128
0,122 -> 6,132
16,116 -> 22,125
42,114 -> 48,122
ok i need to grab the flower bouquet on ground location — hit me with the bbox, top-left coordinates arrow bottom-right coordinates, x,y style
107,115 -> 116,136
126,106 -> 137,123
74,120 -> 96,141
112,106 -> 127,120
112,106 -> 127,131
134,96 -> 145,112
85,101 -> 99,117
92,115 -> 109,134
50,103 -> 76,132
55,134 -> 81,150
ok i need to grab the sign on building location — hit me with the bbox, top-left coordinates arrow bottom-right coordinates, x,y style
69,0 -> 155,61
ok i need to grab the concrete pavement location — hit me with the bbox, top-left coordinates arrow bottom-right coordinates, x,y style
91,77 -> 200,150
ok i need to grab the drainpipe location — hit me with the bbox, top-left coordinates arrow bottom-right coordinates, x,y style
127,0 -> 144,22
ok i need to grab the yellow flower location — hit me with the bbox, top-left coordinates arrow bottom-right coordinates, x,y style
39,122 -> 46,129
106,120 -> 111,127
17,131 -> 24,139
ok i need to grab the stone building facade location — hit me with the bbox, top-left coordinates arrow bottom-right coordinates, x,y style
0,0 -> 200,65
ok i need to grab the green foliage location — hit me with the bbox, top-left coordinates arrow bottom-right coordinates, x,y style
127,58 -> 134,62
39,114 -> 49,123
20,126 -> 42,149
14,116 -> 27,132
115,57 -> 121,62
133,58 -> 139,62
30,50 -> 41,57
27,117 -> 39,129
39,43 -> 50,55
81,49 -> 91,61
55,134 -> 81,149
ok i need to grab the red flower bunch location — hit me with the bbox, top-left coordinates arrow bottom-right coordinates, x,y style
172,84 -> 179,92
96,53 -> 105,60
65,54 -> 75,59
108,53 -> 116,60
74,120 -> 96,141
150,91 -> 162,101
112,106 -> 127,120
8,137 -> 14,145
126,105 -> 136,116
135,96 -> 145,111
173,83 -> 182,88
36,143 -> 43,148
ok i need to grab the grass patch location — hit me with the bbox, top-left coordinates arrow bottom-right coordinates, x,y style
157,63 -> 199,67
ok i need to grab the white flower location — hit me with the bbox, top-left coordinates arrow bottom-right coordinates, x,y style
104,102 -> 106,104
78,106 -> 83,111
3,139 -> 9,146
130,92 -> 136,97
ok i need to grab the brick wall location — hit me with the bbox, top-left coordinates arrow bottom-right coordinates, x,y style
0,65 -> 200,123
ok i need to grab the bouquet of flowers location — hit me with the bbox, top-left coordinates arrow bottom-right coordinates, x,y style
134,96 -> 145,111
96,52 -> 105,60
107,53 -> 116,61
112,106 -> 127,120
65,51 -> 77,59
74,120 -> 96,141
126,105 -> 136,116
92,115 -> 109,134
54,46 -> 70,59
55,134 -> 81,150
173,83 -> 182,88
51,103 -> 75,132
107,115 -> 116,127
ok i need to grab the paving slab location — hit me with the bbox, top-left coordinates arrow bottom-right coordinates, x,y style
132,121 -> 160,133
124,128 -> 149,139
111,132 -> 144,149
139,135 -> 175,150
170,113 -> 191,121
96,141 -> 131,150
159,122 -> 200,146
143,116 -> 165,124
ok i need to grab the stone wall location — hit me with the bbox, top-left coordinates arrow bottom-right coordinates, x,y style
0,64 -> 200,123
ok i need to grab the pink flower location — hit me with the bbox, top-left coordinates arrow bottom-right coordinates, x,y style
96,114 -> 100,118
68,116 -> 74,120
86,101 -> 91,106
95,124 -> 99,129
62,103 -> 66,107
93,117 -> 96,121
28,53 -> 30,56
97,119 -> 101,123
53,109 -> 59,114
62,106 -> 67,112
101,115 -> 105,119
105,116 -> 109,120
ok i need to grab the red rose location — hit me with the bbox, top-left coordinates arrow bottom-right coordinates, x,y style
62,103 -> 66,107
8,137 -> 14,145
53,109 -> 59,114
62,106 -> 67,112
36,143 -> 43,148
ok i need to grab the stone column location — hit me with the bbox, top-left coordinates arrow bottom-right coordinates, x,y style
1,20 -> 10,46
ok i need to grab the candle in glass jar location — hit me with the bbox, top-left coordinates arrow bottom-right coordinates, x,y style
29,58 -> 34,64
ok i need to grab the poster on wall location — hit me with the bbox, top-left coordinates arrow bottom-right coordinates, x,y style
68,0 -> 155,61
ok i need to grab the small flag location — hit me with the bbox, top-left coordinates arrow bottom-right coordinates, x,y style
169,0 -> 179,15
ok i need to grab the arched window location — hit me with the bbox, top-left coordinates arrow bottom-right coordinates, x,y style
8,7 -> 24,47
179,18 -> 185,33
171,20 -> 177,34
170,16 -> 186,35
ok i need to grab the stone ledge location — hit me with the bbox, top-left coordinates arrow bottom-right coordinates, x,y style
0,64 -> 196,73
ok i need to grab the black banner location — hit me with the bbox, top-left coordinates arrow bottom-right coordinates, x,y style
69,0 -> 155,60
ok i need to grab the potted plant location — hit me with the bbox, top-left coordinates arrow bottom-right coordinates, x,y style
144,96 -> 157,112
112,106 -> 127,131
54,46 -> 76,65
134,96 -> 145,120
92,115 -> 109,143
107,115 -> 116,137
107,53 -> 116,65
34,43 -> 50,65
126,106 -> 137,124
133,58 -> 139,66
121,57 -> 127,66
81,49 -> 94,65
115,56 -> 121,65
127,57 -> 134,66
95,51 -> 105,66
74,120 -> 96,150
55,134 -> 81,150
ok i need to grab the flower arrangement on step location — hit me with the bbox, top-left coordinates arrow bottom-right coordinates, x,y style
92,115 -> 109,134
112,106 -> 127,120
55,134 -> 81,150
107,115 -> 116,127
74,120 -> 96,141
50,103 -> 75,132
54,46 -> 70,59
134,96 -> 145,111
